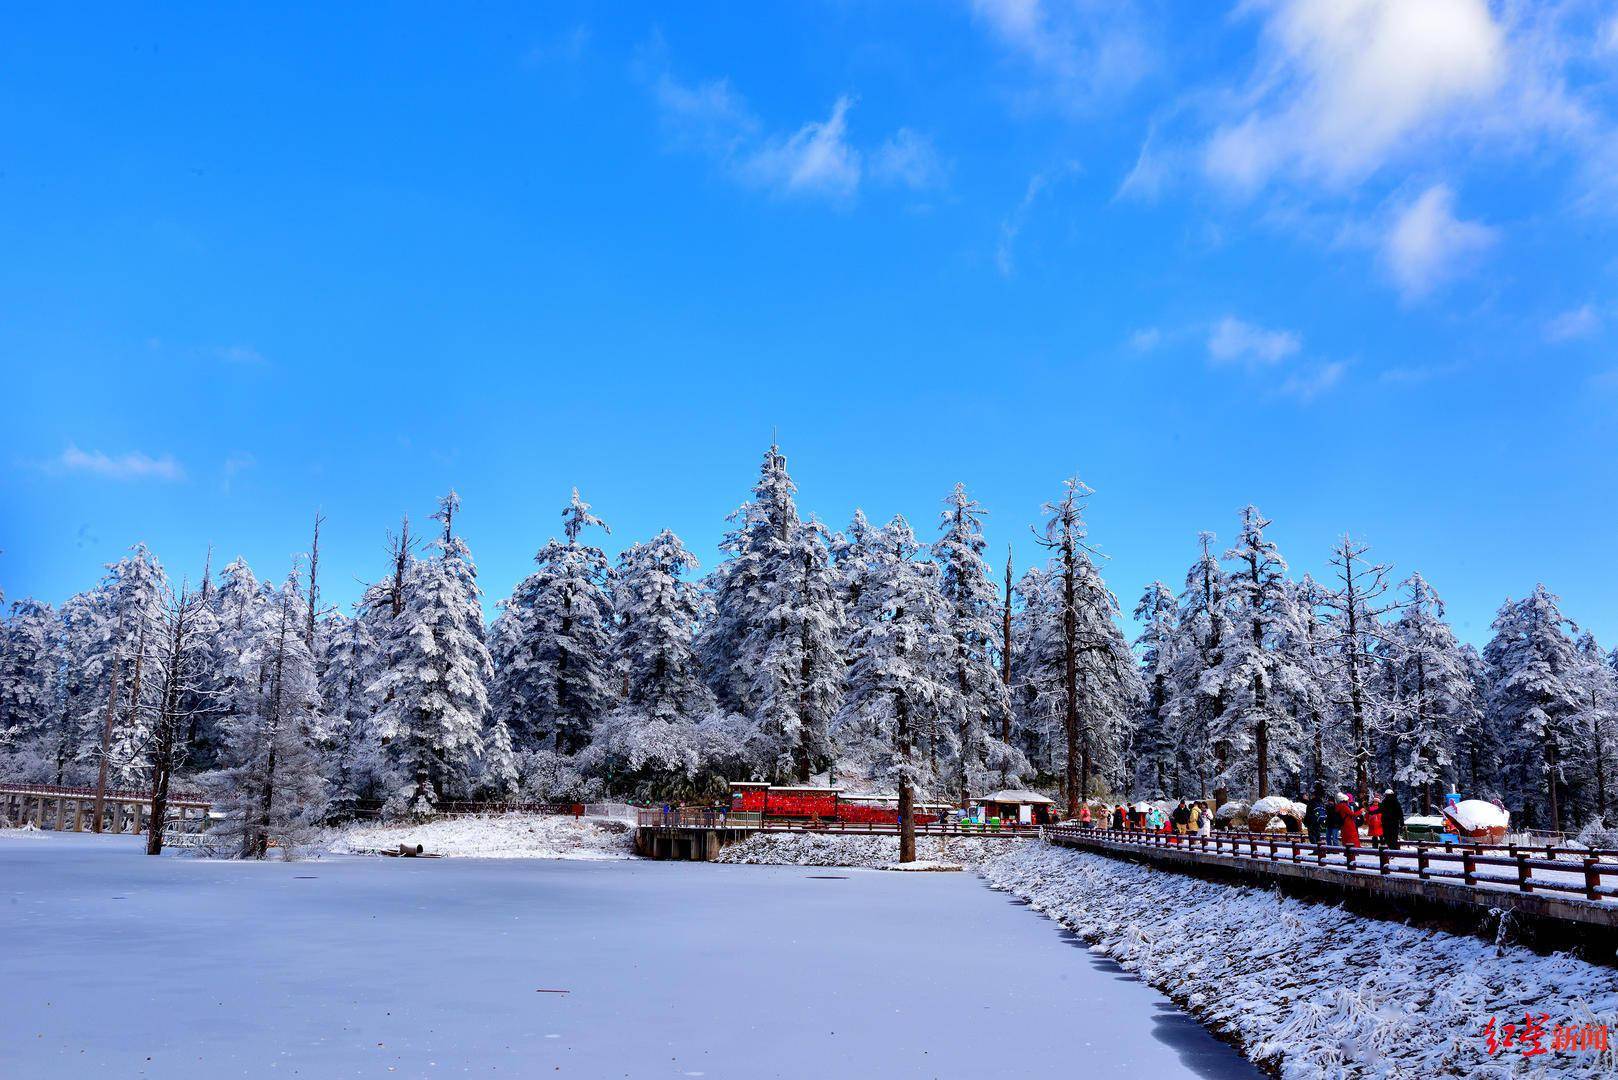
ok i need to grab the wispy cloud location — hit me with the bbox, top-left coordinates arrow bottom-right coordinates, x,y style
1544,303 -> 1601,343
741,96 -> 863,200
1127,326 -> 1163,352
215,344 -> 266,366
1207,316 -> 1301,367
870,128 -> 948,191
648,54 -> 944,204
1383,183 -> 1496,300
222,451 -> 255,493
55,444 -> 184,481
1278,360 -> 1346,402
970,0 -> 1156,110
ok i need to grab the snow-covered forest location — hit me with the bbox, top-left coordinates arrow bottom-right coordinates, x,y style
2,445 -> 1614,841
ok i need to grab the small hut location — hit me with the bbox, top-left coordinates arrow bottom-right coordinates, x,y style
976,790 -> 1056,825
1441,799 -> 1509,844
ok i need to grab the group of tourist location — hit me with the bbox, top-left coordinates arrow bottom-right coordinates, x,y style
1069,787 -> 1411,850
1302,788 -> 1406,848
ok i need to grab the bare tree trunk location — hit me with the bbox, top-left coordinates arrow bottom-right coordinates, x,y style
305,513 -> 324,653
1061,537 -> 1080,817
896,691 -> 915,864
91,650 -> 124,833
146,589 -> 195,856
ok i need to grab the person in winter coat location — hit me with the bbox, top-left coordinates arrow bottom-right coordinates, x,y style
1365,798 -> 1384,846
1304,792 -> 1323,845
1172,801 -> 1191,835
1198,802 -> 1212,837
1113,805 -> 1127,831
1079,804 -> 1093,828
1188,802 -> 1203,835
1335,796 -> 1361,847
1325,796 -> 1343,847
1381,789 -> 1404,846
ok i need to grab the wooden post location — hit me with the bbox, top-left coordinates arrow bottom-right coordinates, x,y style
1462,850 -> 1476,887
1517,851 -> 1532,893
53,797 -> 66,831
1585,857 -> 1601,901
1417,845 -> 1429,881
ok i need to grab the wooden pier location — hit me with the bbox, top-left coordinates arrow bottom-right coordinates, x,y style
0,782 -> 210,837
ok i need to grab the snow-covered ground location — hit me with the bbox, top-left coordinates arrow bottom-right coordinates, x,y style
980,842 -> 1618,1079
2,831 -> 1256,1079
713,830 -> 1022,868
325,811 -> 636,860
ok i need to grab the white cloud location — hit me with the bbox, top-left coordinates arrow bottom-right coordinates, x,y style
652,72 -> 758,158
56,444 -> 184,481
1206,316 -> 1301,367
970,0 -> 1155,108
1204,0 -> 1505,193
741,96 -> 863,200
1278,360 -> 1346,402
216,344 -> 266,366
1127,326 -> 1162,352
1383,183 -> 1497,299
1544,304 -> 1601,343
649,62 -> 938,204
996,172 -> 1052,276
870,128 -> 947,190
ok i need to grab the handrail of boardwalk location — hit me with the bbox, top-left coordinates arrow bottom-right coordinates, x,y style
635,807 -> 1043,837
1046,824 -> 1618,904
0,780 -> 210,809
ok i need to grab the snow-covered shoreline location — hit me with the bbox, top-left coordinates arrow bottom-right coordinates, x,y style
712,831 -> 1022,868
324,812 -> 635,861
978,842 -> 1618,1079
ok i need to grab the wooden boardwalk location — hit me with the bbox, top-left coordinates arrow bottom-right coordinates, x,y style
1046,824 -> 1618,931
0,781 -> 210,836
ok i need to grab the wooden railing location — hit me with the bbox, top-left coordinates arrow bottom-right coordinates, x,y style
634,808 -> 1043,837
1048,825 -> 1618,903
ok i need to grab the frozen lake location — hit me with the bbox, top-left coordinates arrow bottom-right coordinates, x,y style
1,833 -> 1258,1079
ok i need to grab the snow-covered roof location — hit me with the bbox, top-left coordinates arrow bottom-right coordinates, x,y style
1250,796 -> 1302,816
1443,799 -> 1509,831
729,781 -> 770,789
977,789 -> 1056,805
767,786 -> 842,794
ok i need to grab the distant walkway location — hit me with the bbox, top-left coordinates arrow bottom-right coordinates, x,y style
0,781 -> 209,835
1047,824 -> 1618,931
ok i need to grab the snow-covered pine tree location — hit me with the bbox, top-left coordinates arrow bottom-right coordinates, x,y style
1008,564 -> 1060,781
836,515 -> 954,862
1131,581 -> 1177,797
1317,534 -> 1398,802
1074,552 -> 1142,802
74,545 -> 169,789
700,445 -> 840,781
213,570 -> 328,857
1286,575 -> 1340,795
1164,533 -> 1230,800
1483,584 -> 1581,831
1206,507 -> 1311,799
932,484 -> 1024,803
139,581 -> 213,855
492,490 -> 615,756
0,599 -> 59,754
318,607 -> 387,814
1571,632 -> 1617,827
586,530 -> 752,798
368,492 -> 494,814
1384,573 -> 1474,814
1031,477 -> 1095,816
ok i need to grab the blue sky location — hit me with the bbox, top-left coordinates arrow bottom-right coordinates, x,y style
4,1 -> 1618,645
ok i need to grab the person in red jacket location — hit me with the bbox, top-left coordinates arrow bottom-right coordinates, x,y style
1078,804 -> 1093,829
1333,799 -> 1359,848
1335,795 -> 1361,848
1365,798 -> 1384,847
